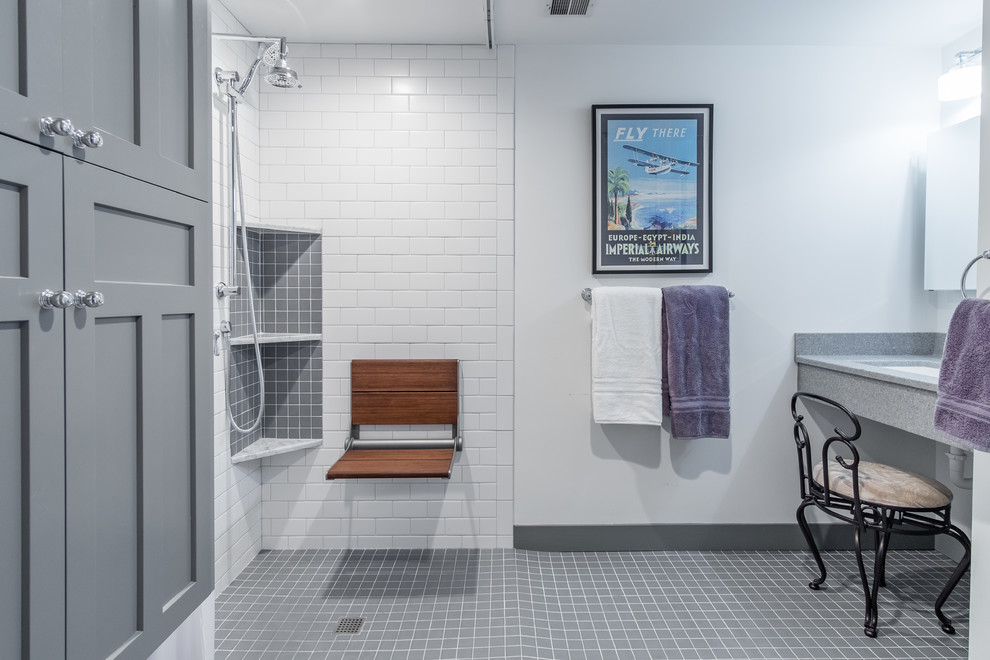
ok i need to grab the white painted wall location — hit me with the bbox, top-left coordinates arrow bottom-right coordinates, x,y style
515,44 -> 942,526
254,43 -> 516,549
211,2 -> 264,593
966,7 -> 990,658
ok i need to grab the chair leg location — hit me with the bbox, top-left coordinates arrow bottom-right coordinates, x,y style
874,513 -> 894,589
796,499 -> 827,589
873,533 -> 891,588
935,525 -> 972,635
872,529 -> 884,588
866,520 -> 894,636
853,523 -> 878,638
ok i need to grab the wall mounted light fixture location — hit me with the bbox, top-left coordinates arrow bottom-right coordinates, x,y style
938,48 -> 982,101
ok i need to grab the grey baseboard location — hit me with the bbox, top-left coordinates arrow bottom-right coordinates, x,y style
513,524 -> 934,552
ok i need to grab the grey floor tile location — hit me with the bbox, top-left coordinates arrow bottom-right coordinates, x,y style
215,548 -> 969,659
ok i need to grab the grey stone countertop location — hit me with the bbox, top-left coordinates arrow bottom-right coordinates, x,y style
793,332 -> 945,440
794,332 -> 944,392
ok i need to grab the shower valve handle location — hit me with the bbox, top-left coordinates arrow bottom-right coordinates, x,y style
74,290 -> 105,308
72,129 -> 103,149
39,289 -> 75,310
39,116 -> 74,137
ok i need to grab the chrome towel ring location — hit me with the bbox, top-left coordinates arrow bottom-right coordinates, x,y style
960,250 -> 990,298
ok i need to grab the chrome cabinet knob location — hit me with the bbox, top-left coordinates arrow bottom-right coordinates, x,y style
72,129 -> 103,149
39,116 -> 74,137
74,290 -> 105,308
39,289 -> 74,310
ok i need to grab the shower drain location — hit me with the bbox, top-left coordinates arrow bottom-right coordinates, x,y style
334,617 -> 365,634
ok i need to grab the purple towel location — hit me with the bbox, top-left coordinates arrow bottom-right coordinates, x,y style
935,298 -> 990,452
661,286 -> 730,439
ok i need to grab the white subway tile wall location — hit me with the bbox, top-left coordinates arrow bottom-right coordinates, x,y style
256,43 -> 515,550
212,4 -> 265,593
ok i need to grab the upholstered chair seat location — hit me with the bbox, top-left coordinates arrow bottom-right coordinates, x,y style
812,461 -> 953,510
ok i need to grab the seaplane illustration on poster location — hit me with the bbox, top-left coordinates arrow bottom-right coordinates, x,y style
622,144 -> 697,177
592,104 -> 713,274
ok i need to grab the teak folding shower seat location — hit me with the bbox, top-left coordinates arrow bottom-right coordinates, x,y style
325,359 -> 462,480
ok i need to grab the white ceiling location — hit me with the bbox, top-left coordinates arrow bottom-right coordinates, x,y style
220,0 -> 982,48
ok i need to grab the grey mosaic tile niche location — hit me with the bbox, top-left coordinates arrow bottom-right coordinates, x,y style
229,226 -> 322,458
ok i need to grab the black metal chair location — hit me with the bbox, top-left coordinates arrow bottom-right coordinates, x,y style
791,391 -> 971,638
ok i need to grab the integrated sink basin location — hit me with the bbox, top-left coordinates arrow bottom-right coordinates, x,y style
855,358 -> 942,380
887,365 -> 941,378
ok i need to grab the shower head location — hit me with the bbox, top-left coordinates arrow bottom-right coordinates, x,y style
264,38 -> 301,89
228,36 -> 300,95
265,58 -> 301,88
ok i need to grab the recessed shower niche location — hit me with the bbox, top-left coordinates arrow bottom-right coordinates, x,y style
228,224 -> 322,462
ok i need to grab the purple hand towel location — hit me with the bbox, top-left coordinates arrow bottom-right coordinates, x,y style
934,298 -> 990,452
661,285 -> 730,439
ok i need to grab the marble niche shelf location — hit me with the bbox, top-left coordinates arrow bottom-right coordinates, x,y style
228,333 -> 322,346
231,437 -> 323,464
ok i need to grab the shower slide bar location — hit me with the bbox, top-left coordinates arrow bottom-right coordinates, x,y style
959,250 -> 990,298
581,287 -> 735,303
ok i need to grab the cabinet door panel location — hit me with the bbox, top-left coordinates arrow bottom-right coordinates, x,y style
156,314 -> 196,606
0,137 -> 65,659
90,0 -> 138,144
62,0 -> 210,201
65,316 -> 142,660
63,161 -> 212,660
158,0 -> 195,170
92,206 -> 193,285
0,0 -> 62,147
0,0 -> 19,95
0,321 -> 26,660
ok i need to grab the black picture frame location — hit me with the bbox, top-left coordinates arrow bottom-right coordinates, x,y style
592,104 -> 713,274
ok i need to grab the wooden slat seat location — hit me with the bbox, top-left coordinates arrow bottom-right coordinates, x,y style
326,359 -> 460,480
326,449 -> 455,479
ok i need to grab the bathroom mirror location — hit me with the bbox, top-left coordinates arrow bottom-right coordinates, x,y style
924,116 -> 980,291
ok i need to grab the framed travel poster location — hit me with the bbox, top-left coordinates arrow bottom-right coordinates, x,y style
592,104 -> 713,274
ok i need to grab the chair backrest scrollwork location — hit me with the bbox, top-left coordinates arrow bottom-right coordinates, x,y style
791,391 -> 863,507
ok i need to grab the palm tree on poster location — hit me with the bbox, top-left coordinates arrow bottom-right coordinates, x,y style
607,167 -> 630,228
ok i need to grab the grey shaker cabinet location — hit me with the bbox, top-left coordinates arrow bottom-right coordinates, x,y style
0,135 -> 214,660
1,0 -> 214,657
0,0 -> 210,202
0,137 -> 67,660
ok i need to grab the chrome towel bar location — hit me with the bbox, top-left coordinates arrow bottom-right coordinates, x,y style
581,287 -> 734,303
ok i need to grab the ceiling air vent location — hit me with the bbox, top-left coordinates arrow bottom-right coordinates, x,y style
548,0 -> 594,16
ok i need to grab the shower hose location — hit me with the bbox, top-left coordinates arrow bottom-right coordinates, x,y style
224,100 -> 265,435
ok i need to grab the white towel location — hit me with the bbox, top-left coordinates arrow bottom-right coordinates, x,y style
591,287 -> 664,425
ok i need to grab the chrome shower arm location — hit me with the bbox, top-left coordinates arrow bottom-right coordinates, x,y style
212,32 -> 283,45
